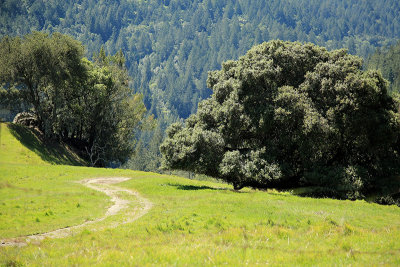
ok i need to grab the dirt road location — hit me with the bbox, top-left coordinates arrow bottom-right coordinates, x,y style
0,177 -> 152,247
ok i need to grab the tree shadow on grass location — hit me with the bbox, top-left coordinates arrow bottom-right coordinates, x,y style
166,182 -> 249,193
167,183 -> 224,191
7,123 -> 84,166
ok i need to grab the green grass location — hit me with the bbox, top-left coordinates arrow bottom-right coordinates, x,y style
0,123 -> 85,166
0,164 -> 128,238
1,123 -> 400,266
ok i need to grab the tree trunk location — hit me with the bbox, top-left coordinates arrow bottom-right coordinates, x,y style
233,182 -> 244,191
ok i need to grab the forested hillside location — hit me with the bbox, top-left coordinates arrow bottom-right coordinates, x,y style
366,41 -> 400,93
1,0 -> 400,170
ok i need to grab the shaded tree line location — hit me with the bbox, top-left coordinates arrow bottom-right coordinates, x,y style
0,32 -> 151,166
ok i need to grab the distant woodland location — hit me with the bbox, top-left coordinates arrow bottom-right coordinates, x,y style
366,40 -> 400,93
1,0 -> 400,171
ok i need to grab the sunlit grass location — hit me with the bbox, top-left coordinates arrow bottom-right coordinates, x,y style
1,169 -> 400,266
1,122 -> 400,265
0,123 -> 84,166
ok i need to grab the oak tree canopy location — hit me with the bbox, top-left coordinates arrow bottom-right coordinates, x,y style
161,40 -> 400,198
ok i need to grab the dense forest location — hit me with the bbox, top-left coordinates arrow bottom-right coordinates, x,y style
1,0 -> 400,171
366,40 -> 400,93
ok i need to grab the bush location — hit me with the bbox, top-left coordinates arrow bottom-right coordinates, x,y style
375,195 -> 400,207
12,112 -> 38,128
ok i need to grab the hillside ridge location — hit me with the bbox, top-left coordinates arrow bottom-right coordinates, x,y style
0,123 -> 85,166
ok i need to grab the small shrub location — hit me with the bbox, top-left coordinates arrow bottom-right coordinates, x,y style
12,112 -> 38,128
375,195 -> 400,206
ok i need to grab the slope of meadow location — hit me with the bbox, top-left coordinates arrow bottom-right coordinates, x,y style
0,123 -> 85,166
0,123 -> 400,266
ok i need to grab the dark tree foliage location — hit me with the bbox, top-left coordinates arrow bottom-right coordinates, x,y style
366,40 -> 400,94
0,32 -> 150,166
1,0 -> 400,171
161,41 -> 400,198
0,32 -> 87,138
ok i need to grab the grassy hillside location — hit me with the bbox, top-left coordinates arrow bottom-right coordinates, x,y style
0,123 -> 85,166
1,123 -> 400,266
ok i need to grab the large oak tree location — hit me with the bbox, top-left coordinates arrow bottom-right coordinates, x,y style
161,40 -> 400,198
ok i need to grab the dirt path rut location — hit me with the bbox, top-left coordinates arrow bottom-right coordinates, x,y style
0,177 -> 152,247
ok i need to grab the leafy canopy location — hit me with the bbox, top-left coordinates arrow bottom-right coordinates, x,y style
0,32 -> 151,166
161,40 -> 400,198
2,0 -> 400,171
